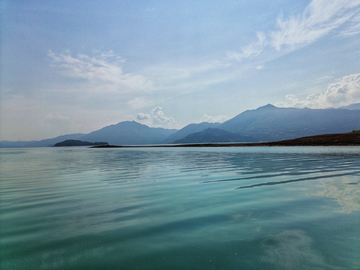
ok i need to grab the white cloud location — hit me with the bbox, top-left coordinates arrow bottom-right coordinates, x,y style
276,73 -> 360,108
340,12 -> 360,36
49,50 -> 153,93
202,114 -> 229,123
229,0 -> 360,61
151,106 -> 176,125
227,32 -> 266,61
136,113 -> 150,121
137,106 -> 176,127
324,73 -> 360,106
270,0 -> 360,50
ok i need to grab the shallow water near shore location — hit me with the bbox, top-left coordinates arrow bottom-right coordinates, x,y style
1,146 -> 360,269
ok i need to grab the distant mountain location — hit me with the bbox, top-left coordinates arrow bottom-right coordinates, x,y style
338,103 -> 360,110
0,133 -> 84,148
173,128 -> 258,144
0,122 -> 176,148
219,104 -> 360,142
79,121 -> 177,145
54,140 -> 108,147
162,122 -> 220,143
3,103 -> 360,148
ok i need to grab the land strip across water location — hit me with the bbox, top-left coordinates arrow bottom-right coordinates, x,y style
91,132 -> 360,148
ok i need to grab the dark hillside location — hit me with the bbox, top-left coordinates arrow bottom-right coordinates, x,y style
173,128 -> 257,144
162,122 -> 220,143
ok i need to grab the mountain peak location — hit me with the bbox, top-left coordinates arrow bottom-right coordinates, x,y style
257,104 -> 276,110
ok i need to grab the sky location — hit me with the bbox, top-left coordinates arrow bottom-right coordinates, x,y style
1,0 -> 360,141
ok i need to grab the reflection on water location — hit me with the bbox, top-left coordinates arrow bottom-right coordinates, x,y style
313,175 -> 360,213
261,230 -> 343,270
1,147 -> 360,269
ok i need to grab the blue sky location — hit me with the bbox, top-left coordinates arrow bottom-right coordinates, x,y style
1,0 -> 360,140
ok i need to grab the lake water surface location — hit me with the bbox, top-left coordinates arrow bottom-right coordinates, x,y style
1,147 -> 360,269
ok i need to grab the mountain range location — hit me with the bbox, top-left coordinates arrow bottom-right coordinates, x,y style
1,103 -> 360,147
218,104 -> 360,142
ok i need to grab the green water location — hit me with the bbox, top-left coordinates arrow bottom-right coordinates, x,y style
1,147 -> 360,269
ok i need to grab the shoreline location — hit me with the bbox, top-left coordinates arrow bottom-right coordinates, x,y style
91,132 -> 360,148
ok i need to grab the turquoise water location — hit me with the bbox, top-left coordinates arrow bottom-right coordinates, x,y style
1,147 -> 360,270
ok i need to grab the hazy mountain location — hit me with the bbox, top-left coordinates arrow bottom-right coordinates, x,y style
173,128 -> 258,144
79,121 -> 177,145
338,103 -> 360,110
219,104 -> 360,142
0,133 -> 84,148
162,122 -> 221,143
3,103 -> 360,147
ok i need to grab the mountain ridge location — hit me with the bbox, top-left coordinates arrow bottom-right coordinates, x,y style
219,105 -> 360,142
2,103 -> 360,147
78,121 -> 177,145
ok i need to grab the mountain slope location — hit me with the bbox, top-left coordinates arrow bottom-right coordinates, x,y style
219,104 -> 360,142
339,103 -> 360,110
79,121 -> 177,145
173,128 -> 258,144
162,122 -> 220,143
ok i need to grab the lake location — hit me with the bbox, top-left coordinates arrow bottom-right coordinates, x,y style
1,146 -> 360,270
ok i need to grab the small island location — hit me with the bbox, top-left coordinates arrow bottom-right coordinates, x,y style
54,140 -> 108,147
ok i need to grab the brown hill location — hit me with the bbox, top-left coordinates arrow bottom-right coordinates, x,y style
261,131 -> 360,146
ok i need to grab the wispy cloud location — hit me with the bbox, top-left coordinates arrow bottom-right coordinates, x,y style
144,60 -> 233,93
229,0 -> 360,61
276,73 -> 360,108
340,12 -> 360,36
227,32 -> 266,61
49,50 -> 153,93
270,0 -> 360,50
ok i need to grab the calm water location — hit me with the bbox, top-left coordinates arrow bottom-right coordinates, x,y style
1,147 -> 360,270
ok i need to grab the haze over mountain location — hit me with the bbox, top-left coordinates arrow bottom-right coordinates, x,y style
0,133 -> 84,148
